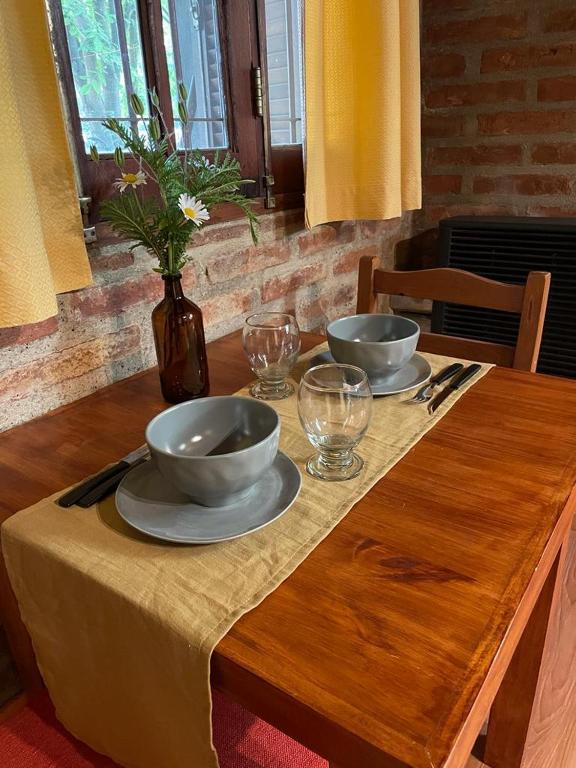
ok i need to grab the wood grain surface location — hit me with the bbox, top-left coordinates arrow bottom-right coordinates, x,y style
356,258 -> 551,371
1,331 -> 576,768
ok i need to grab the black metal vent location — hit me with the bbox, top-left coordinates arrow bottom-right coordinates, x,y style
432,216 -> 576,378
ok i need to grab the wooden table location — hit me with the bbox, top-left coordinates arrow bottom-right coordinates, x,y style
1,331 -> 576,768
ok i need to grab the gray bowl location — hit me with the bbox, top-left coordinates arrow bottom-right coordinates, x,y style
327,314 -> 420,379
145,396 -> 280,507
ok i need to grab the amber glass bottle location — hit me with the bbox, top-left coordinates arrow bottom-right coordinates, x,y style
151,274 -> 209,403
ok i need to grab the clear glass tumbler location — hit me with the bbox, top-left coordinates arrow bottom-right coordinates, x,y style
298,364 -> 373,481
243,312 -> 301,400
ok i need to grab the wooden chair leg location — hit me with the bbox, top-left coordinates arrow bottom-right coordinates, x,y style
483,537 -> 568,768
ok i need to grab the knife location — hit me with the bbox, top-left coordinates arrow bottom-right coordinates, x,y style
57,444 -> 149,508
427,364 -> 482,415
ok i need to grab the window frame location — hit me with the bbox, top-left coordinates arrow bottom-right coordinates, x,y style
49,0 -> 304,225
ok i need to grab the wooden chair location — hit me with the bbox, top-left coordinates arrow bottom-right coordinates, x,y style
356,256 -> 551,372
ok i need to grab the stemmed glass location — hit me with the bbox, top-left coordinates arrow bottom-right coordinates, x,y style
298,364 -> 373,481
243,312 -> 301,400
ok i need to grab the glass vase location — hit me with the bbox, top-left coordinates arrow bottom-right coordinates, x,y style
151,273 -> 210,403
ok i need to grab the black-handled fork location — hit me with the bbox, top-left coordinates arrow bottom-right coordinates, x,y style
407,362 -> 464,403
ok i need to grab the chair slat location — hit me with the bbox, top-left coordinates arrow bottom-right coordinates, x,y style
373,268 -> 526,313
356,257 -> 551,372
418,333 -> 515,367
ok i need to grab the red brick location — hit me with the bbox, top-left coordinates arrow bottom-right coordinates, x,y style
423,0 -> 476,11
473,174 -> 571,196
334,221 -> 356,244
424,204 -> 514,226
527,205 -> 576,218
426,14 -> 527,45
189,221 -> 250,247
360,219 -> 402,238
298,222 -> 355,256
298,225 -> 337,256
478,110 -> 576,135
422,114 -> 464,138
207,243 -> 290,283
543,9 -> 576,33
426,80 -> 525,109
423,52 -> 466,79
423,0 -> 508,11
202,288 -> 256,326
70,273 -> 164,318
332,283 -> 357,308
481,43 -> 576,73
298,296 -> 324,323
333,246 -> 380,276
299,284 -> 356,322
0,326 -> 140,398
261,263 -> 326,303
90,250 -> 134,272
538,76 -> 576,102
0,316 -> 58,349
181,267 -> 197,295
531,143 -> 576,164
428,144 -> 523,166
423,175 -> 462,195
263,210 -> 305,240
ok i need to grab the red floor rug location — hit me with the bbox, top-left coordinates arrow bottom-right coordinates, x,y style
0,691 -> 327,768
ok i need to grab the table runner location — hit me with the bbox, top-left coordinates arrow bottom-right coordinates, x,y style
2,343 -> 492,768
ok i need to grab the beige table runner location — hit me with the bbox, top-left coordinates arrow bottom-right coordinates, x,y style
2,343 -> 492,768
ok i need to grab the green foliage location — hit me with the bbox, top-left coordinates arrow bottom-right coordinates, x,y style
99,92 -> 258,275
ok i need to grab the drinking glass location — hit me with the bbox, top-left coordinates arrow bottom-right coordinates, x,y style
298,364 -> 373,481
243,312 -> 301,400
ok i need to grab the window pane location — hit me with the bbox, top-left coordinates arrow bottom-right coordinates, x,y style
61,0 -> 149,152
265,0 -> 303,146
160,0 -> 228,150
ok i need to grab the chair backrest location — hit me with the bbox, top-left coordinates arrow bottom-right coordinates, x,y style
356,257 -> 551,372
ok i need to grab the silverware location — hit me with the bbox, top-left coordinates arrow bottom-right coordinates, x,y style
407,362 -> 464,403
57,444 -> 149,508
427,364 -> 482,415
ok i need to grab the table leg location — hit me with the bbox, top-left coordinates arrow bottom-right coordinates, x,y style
483,539 -> 568,768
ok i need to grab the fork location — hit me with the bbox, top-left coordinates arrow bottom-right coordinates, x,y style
407,363 -> 464,403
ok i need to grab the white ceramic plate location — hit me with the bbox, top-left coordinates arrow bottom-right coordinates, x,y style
310,351 -> 432,396
116,451 -> 301,544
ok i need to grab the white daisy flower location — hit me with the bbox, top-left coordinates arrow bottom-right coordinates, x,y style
178,193 -> 210,226
114,170 -> 147,193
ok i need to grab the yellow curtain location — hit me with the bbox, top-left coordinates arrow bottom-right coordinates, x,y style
0,0 -> 92,328
304,0 -> 422,229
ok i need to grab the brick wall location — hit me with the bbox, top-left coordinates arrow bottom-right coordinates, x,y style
0,210 -> 415,431
7,0 -> 573,431
421,0 -> 576,227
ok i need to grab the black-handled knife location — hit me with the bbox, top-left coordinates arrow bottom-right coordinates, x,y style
57,445 -> 149,508
427,363 -> 482,414
430,362 -> 464,386
76,458 -> 149,508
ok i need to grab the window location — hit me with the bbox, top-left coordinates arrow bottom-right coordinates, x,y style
49,0 -> 304,221
264,0 -> 303,146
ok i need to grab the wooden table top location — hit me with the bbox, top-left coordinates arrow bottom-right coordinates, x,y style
2,331 -> 576,768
